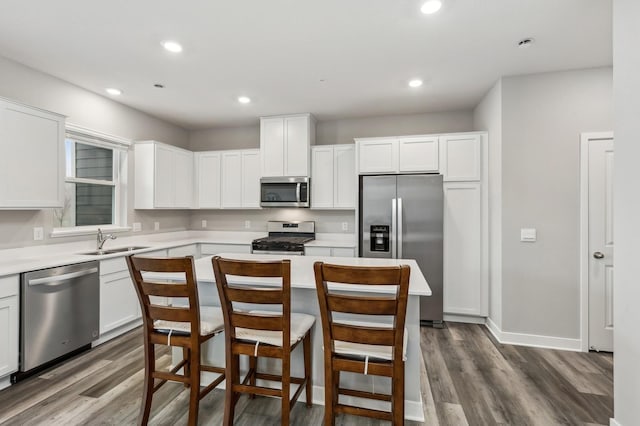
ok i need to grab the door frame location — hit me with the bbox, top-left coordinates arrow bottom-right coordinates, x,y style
579,131 -> 614,352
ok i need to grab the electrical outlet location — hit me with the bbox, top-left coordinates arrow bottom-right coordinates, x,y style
245,220 -> 251,229
341,222 -> 348,231
201,220 -> 207,228
132,222 -> 142,232
154,222 -> 160,231
33,227 -> 44,241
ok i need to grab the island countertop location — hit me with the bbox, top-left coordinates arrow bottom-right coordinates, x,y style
152,253 -> 432,297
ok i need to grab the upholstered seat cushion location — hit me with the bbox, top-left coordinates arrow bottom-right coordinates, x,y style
235,311 -> 315,347
154,306 -> 225,336
332,320 -> 408,362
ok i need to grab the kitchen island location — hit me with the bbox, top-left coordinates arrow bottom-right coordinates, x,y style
150,253 -> 430,422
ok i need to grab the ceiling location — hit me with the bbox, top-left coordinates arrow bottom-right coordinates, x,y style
0,0 -> 612,130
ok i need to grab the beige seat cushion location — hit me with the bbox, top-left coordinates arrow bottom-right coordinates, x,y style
332,319 -> 408,362
235,311 -> 315,347
154,306 -> 225,336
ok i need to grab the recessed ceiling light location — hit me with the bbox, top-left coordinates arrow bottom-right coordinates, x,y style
421,0 -> 442,14
161,40 -> 183,53
408,79 -> 423,88
518,38 -> 535,48
238,96 -> 251,104
105,88 -> 122,96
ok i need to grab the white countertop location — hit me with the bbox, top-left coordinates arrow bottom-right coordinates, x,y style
0,230 -> 356,277
147,253 -> 431,297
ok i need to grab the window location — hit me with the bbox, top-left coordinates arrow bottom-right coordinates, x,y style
53,125 -> 130,235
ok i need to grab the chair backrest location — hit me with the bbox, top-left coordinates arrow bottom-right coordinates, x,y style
127,255 -> 201,336
313,261 -> 410,362
212,256 -> 291,346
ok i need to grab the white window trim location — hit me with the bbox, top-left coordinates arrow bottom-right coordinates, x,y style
51,124 -> 131,238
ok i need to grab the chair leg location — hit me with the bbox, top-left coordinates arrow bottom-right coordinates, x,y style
323,360 -> 334,426
183,347 -> 191,388
303,332 -> 312,407
392,362 -> 405,426
187,346 -> 200,426
281,352 -> 291,426
223,354 -> 239,426
140,342 -> 155,425
249,355 -> 257,399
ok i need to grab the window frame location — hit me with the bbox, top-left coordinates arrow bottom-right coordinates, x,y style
51,124 -> 131,238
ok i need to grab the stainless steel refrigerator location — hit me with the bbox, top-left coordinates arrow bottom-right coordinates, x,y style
359,174 -> 443,326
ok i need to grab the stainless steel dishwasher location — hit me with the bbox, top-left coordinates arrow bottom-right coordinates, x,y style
17,261 -> 100,379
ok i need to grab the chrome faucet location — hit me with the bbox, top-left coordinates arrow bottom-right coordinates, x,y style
97,228 -> 116,250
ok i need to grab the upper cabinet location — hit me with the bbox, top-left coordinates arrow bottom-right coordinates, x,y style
0,98 -> 65,209
134,141 -> 193,209
439,134 -> 481,181
194,151 -> 222,209
356,136 -> 439,175
260,114 -> 315,177
311,144 -> 356,209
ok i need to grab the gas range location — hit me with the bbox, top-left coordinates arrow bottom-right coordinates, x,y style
251,221 -> 315,256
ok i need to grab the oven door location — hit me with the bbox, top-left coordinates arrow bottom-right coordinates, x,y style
260,177 -> 310,207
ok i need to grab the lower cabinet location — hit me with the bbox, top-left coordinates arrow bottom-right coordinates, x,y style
168,244 -> 200,258
100,258 -> 140,335
0,275 -> 19,378
305,246 -> 356,257
200,243 -> 251,256
442,182 -> 486,316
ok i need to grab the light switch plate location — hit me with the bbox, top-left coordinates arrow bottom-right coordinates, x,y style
201,220 -> 207,228
154,222 -> 160,231
245,220 -> 251,229
520,228 -> 537,242
33,227 -> 44,241
132,222 -> 142,232
342,222 -> 348,231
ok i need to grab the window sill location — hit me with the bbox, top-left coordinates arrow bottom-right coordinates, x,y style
50,225 -> 132,238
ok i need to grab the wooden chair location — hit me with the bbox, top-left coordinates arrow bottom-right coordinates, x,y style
313,261 -> 410,426
211,256 -> 314,425
127,255 -> 226,426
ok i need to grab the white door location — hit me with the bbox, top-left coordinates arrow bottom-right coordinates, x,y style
154,144 -> 175,208
241,150 -> 261,208
284,116 -> 310,176
196,152 -> 222,208
334,145 -> 356,208
221,151 -> 242,208
311,146 -> 334,208
588,137 -> 614,352
260,117 -> 284,177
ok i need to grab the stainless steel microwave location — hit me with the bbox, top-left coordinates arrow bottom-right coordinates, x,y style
260,177 -> 310,208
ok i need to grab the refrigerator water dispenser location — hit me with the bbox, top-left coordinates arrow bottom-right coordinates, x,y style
370,225 -> 390,252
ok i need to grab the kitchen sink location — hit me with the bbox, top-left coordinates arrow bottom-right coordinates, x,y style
80,246 -> 150,256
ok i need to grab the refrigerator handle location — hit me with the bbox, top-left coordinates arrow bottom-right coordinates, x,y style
397,197 -> 403,259
391,198 -> 397,258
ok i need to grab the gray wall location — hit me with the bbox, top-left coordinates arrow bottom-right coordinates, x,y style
0,55 -> 191,249
500,67 -> 612,338
473,79 -> 503,328
612,1 -> 640,423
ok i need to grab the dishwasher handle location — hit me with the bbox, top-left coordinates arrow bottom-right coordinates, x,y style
28,267 -> 99,286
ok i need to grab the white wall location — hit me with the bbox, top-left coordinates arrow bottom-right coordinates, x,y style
612,1 -> 640,424
473,79 -> 503,328
0,55 -> 191,249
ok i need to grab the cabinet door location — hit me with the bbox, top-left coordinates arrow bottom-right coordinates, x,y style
311,146 -> 334,208
196,152 -> 222,208
0,101 -> 64,208
221,151 -> 243,208
100,271 -> 140,334
399,136 -> 439,172
260,117 -> 285,177
305,246 -> 331,257
358,139 -> 398,174
440,134 -> 481,181
174,149 -> 193,208
334,145 -> 356,208
242,150 -> 261,208
284,116 -> 310,176
0,295 -> 18,377
154,144 -> 175,207
168,244 -> 199,258
200,243 -> 252,255
443,183 -> 482,316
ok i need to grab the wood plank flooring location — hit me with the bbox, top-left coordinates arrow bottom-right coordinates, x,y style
0,323 -> 612,425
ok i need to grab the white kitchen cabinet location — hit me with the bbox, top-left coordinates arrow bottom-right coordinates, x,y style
442,182 -> 485,316
260,114 -> 315,177
357,136 -> 438,174
305,246 -> 356,257
168,244 -> 200,258
200,243 -> 252,256
195,151 -> 222,209
0,275 -> 19,378
439,134 -> 481,181
311,144 -> 355,209
99,258 -> 140,336
220,149 -> 261,209
241,150 -> 261,208
135,141 -> 194,209
0,98 -> 65,209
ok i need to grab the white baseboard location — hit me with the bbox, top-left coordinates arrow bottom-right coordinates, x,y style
610,418 -> 622,426
92,320 -> 142,347
444,314 -> 487,324
200,373 -> 425,422
0,376 -> 12,391
486,318 -> 582,352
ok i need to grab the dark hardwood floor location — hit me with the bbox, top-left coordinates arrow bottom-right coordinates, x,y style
0,323 -> 613,425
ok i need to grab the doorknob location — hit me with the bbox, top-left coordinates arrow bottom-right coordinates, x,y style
593,252 -> 605,259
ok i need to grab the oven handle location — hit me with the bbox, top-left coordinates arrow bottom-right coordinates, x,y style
28,268 -> 99,286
